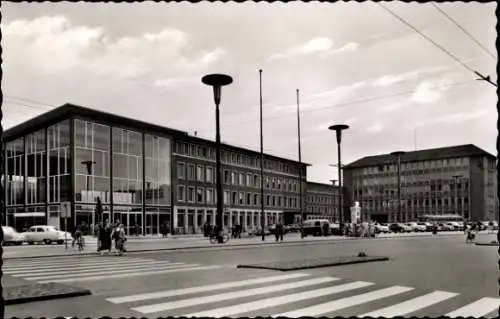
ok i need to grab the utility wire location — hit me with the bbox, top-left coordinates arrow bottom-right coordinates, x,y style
378,3 -> 497,88
431,3 -> 496,60
4,95 -> 56,108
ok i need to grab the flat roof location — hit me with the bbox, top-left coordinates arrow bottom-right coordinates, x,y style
4,103 -> 310,166
345,144 -> 495,169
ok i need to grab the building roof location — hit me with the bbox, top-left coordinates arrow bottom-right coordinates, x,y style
4,103 -> 310,166
307,181 -> 337,187
345,144 -> 495,169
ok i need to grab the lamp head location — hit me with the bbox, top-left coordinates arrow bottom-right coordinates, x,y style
328,124 -> 349,144
202,74 -> 233,105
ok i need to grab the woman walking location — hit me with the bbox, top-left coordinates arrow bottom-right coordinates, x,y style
112,223 -> 127,256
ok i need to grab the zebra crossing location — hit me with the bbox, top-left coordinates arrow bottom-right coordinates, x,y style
3,256 -> 222,284
105,272 -> 499,318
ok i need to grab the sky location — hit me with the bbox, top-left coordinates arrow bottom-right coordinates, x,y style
2,2 -> 497,184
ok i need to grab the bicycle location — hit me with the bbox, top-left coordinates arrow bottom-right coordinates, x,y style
76,236 -> 85,251
209,231 -> 230,244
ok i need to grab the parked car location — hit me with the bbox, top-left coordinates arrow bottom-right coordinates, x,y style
22,225 -> 72,245
1,226 -> 25,245
389,223 -> 406,233
438,223 -> 454,231
406,222 -> 426,232
285,224 -> 301,233
374,223 -> 389,233
250,227 -> 272,236
447,222 -> 462,231
303,219 -> 330,236
417,222 -> 433,232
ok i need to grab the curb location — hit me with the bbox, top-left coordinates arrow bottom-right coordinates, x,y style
5,232 -> 465,260
4,283 -> 92,305
475,241 -> 499,246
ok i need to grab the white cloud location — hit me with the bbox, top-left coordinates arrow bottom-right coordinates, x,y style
3,16 -> 226,79
411,81 -> 443,104
373,74 -> 405,87
366,122 -> 384,133
269,37 -> 358,60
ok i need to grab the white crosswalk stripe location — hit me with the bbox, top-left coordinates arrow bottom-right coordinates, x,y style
106,273 -> 500,318
445,297 -> 500,318
3,256 -> 224,284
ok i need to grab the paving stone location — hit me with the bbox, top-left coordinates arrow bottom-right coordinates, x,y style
237,255 -> 390,271
4,282 -> 92,305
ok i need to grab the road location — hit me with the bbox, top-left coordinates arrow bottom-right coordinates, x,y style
4,232 -> 498,318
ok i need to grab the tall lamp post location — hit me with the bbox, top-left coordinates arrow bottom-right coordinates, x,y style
0,87 -> 5,317
328,124 -> 349,234
330,179 -> 337,222
296,89 -> 304,238
390,152 -> 405,223
81,160 -> 96,234
452,175 -> 463,219
202,73 -> 233,244
259,70 -> 265,241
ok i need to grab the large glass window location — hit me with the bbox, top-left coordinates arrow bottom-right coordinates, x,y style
6,138 -> 25,205
145,134 -> 171,206
75,120 -> 111,204
26,129 -> 46,204
112,127 -> 142,206
48,120 -> 71,203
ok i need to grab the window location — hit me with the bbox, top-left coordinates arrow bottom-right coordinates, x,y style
224,170 -> 230,184
272,196 -> 276,206
177,162 -> 185,179
253,193 -> 258,205
197,187 -> 204,203
266,195 -> 270,206
187,186 -> 195,202
223,190 -> 230,205
231,172 -> 237,184
197,165 -> 205,181
206,188 -> 214,204
239,173 -> 244,185
239,192 -> 244,205
246,193 -> 251,205
187,164 -> 195,180
206,167 -> 214,183
232,191 -> 238,204
254,174 -> 259,187
177,185 -> 185,202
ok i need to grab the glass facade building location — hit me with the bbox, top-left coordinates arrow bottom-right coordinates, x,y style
3,105 -> 176,235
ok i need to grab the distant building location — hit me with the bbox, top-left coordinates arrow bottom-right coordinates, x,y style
343,144 -> 497,223
305,181 -> 340,222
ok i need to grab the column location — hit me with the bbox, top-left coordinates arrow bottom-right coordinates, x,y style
173,208 -> 178,229
212,211 -> 216,226
229,212 -> 233,229
236,211 -> 240,226
203,210 -> 207,224
193,211 -> 198,234
243,211 -> 247,230
264,212 -> 268,226
184,213 -> 188,234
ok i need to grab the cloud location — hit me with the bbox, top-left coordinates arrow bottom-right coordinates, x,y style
152,77 -> 198,89
365,122 -> 384,133
3,16 -> 226,79
269,37 -> 358,60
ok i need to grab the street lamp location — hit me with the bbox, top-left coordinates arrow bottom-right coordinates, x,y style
452,175 -> 463,219
330,179 -> 337,222
259,70 -> 265,241
328,124 -> 349,234
297,89 -> 305,238
390,151 -> 405,223
0,87 -> 5,317
202,73 -> 233,244
81,160 -> 96,234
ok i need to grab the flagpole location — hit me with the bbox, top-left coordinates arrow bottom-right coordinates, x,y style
259,69 -> 265,241
297,89 -> 304,239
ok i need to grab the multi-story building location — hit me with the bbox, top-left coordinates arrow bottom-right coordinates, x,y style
343,144 -> 497,223
305,182 -> 340,222
3,103 -> 308,235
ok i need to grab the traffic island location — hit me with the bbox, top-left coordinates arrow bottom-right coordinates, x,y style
4,282 -> 92,305
236,254 -> 390,271
475,241 -> 499,246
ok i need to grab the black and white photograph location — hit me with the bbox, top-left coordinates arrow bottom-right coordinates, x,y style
0,1 -> 498,318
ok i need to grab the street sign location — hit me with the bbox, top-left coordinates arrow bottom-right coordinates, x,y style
61,202 -> 71,218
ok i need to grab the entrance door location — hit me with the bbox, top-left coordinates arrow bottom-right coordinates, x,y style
146,213 -> 159,235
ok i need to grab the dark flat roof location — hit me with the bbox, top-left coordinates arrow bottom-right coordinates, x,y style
307,181 -> 337,187
345,144 -> 495,169
4,103 -> 310,166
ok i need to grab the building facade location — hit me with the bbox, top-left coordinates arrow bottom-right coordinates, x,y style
343,145 -> 497,223
4,104 -> 308,235
305,181 -> 340,221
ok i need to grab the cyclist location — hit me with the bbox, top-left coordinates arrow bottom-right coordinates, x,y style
72,224 -> 83,248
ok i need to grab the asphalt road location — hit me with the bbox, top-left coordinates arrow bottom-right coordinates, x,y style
4,233 -> 499,318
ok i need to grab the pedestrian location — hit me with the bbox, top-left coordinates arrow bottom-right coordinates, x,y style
101,220 -> 113,255
237,223 -> 242,239
97,222 -> 104,252
275,220 -> 284,242
112,223 -> 127,256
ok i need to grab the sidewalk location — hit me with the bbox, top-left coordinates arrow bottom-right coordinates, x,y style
4,231 -> 471,260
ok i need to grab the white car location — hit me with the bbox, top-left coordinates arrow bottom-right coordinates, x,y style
406,222 -> 426,232
23,225 -> 72,245
1,226 -> 25,245
374,223 -> 389,233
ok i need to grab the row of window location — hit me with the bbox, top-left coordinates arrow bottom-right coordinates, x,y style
176,185 -> 301,208
360,197 -> 469,208
176,162 -> 300,192
175,142 -> 302,176
354,158 -> 472,176
307,194 -> 335,205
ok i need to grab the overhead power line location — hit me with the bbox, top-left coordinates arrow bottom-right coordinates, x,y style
431,3 -> 496,60
378,3 -> 497,88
